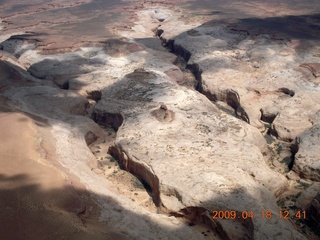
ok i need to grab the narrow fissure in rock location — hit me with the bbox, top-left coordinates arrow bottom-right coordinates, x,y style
89,92 -> 235,236
87,90 -> 102,102
60,80 -> 70,90
155,29 -> 164,37
108,145 -> 161,207
260,109 -> 277,124
162,39 -> 191,62
278,87 -> 295,97
92,111 -> 124,131
88,112 -> 158,212
160,34 -> 250,123
186,62 -> 203,91
160,39 -> 200,90
289,140 -> 299,171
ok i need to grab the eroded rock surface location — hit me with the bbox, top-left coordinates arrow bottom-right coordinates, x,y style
1,1 -> 320,240
293,125 -> 320,181
164,22 -> 320,142
103,68 -> 300,239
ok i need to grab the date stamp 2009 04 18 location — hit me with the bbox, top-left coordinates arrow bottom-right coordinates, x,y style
212,210 -> 306,220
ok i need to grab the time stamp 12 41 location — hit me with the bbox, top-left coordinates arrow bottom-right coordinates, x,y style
212,210 -> 307,220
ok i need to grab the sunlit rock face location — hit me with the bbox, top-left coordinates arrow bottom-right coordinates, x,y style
293,125 -> 320,182
0,1 -> 320,240
164,15 -> 320,139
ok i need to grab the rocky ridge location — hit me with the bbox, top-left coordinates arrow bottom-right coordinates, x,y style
0,1 -> 319,239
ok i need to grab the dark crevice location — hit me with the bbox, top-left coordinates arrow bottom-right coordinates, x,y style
108,145 -> 161,207
186,63 -> 203,90
228,27 -> 250,37
268,125 -> 279,139
278,87 -> 295,97
226,90 -> 250,123
87,86 -> 161,209
90,110 -> 159,206
87,90 -> 102,102
226,90 -> 240,110
60,80 -> 70,90
161,36 -> 203,91
162,38 -> 202,94
92,111 -> 124,131
155,29 -> 164,37
289,140 -> 299,171
139,178 -> 153,193
288,157 -> 295,172
260,109 -> 277,123
269,125 -> 293,142
162,39 -> 191,62
160,38 -> 198,88
235,106 -> 250,123
160,34 -> 250,124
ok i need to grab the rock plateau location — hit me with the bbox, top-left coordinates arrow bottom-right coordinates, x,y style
0,1 -> 319,240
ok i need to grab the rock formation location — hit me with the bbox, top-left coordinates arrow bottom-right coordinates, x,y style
0,1 -> 319,239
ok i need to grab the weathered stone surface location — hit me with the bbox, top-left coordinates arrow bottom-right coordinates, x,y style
293,125 -> 320,181
297,183 -> 320,210
0,55 -> 205,240
1,1 -> 320,239
10,32 -> 304,238
164,20 -> 320,142
96,68 -> 302,239
300,63 -> 320,78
